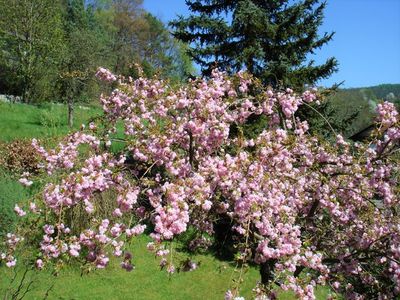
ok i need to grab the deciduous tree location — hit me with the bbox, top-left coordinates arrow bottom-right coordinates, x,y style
0,0 -> 64,102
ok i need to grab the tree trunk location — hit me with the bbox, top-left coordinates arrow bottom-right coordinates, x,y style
189,131 -> 194,167
68,98 -> 74,128
260,259 -> 276,286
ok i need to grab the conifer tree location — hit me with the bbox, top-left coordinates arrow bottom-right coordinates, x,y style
172,0 -> 338,89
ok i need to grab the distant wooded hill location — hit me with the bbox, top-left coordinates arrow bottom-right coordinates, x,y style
324,83 -> 400,138
347,83 -> 400,104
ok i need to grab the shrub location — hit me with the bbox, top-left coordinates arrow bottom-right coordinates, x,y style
0,140 -> 40,174
37,106 -> 63,128
1,69 -> 400,300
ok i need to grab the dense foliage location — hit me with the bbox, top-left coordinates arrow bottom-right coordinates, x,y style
1,68 -> 399,299
0,0 -> 64,102
171,0 -> 338,89
0,0 -> 193,104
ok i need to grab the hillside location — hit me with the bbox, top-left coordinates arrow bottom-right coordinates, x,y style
325,83 -> 400,138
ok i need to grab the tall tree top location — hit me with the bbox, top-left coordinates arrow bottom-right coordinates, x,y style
172,0 -> 338,89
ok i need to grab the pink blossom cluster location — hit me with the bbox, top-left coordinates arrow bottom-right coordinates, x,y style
1,234 -> 23,267
32,132 -> 100,174
19,172 -> 33,187
153,183 -> 190,240
95,67 -> 117,83
42,153 -> 125,212
377,101 -> 398,128
14,204 -> 26,217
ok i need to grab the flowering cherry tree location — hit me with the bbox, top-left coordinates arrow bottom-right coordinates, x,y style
1,68 -> 399,300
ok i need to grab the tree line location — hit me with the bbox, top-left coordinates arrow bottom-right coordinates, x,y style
1,0 -> 339,106
2,0 -> 372,135
0,0 -> 194,107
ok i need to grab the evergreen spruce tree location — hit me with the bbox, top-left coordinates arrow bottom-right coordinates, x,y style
171,0 -> 338,89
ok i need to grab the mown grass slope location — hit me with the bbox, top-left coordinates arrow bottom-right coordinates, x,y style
0,102 -> 100,142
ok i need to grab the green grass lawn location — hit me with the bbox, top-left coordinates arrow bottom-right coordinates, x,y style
0,235 -> 330,300
0,235 -> 259,300
0,102 -> 100,142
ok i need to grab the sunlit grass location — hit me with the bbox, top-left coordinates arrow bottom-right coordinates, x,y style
0,102 -> 100,142
1,235 -> 261,300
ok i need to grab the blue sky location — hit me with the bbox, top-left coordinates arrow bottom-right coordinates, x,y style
143,0 -> 400,88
